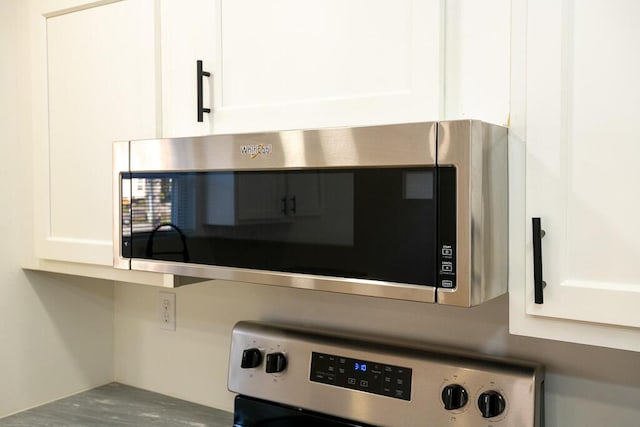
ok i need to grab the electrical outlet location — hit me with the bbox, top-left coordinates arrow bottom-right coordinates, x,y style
159,292 -> 176,331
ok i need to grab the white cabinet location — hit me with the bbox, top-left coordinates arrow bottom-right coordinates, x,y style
162,0 -> 440,135
205,172 -> 322,225
212,0 -> 442,133
160,0 -> 217,137
27,0 -> 180,285
161,0 -> 510,136
235,174 -> 287,222
41,0 -> 158,265
284,173 -> 323,217
509,0 -> 640,351
205,173 -> 286,225
26,0 -> 510,285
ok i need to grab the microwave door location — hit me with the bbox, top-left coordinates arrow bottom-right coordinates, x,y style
352,167 -> 438,288
122,167 -> 439,300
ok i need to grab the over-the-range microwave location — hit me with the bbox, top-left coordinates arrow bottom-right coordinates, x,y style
113,120 -> 507,307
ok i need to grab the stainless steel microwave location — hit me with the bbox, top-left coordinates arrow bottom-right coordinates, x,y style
113,120 -> 507,307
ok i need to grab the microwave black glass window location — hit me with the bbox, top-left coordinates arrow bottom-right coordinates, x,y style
121,166 -> 454,288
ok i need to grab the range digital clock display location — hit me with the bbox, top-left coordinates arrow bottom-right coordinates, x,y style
310,352 -> 412,401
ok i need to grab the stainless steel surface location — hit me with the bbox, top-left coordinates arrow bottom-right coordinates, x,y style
113,120 -> 508,307
128,122 -> 436,172
131,259 -> 436,303
228,321 -> 544,427
436,121 -> 509,306
112,140 -> 130,271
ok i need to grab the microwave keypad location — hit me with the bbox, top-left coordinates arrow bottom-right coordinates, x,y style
437,166 -> 457,289
439,244 -> 455,288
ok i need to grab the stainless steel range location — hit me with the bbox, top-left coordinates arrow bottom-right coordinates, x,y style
228,321 -> 544,427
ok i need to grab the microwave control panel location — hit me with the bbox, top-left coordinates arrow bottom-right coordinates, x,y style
437,166 -> 457,289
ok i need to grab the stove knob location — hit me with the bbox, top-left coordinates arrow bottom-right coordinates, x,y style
441,384 -> 468,410
478,390 -> 506,418
265,352 -> 287,373
240,348 -> 262,369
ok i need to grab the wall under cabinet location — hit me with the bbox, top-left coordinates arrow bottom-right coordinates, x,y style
114,280 -> 640,426
0,0 -> 114,418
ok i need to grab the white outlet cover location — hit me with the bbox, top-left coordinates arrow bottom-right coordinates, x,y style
159,292 -> 176,331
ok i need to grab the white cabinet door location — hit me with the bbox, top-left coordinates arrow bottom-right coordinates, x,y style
204,172 -> 321,224
212,0 -> 441,133
160,0 -> 216,137
285,172 -> 323,217
38,0 -> 159,265
235,174 -> 288,222
510,0 -> 640,351
205,173 -> 287,224
160,0 -> 511,135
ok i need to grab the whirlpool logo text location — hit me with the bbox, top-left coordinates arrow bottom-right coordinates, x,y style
240,144 -> 273,159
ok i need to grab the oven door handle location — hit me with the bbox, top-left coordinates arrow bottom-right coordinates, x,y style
237,416 -> 369,427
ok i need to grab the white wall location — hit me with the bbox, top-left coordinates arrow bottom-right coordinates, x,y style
114,280 -> 640,425
0,0 -> 114,417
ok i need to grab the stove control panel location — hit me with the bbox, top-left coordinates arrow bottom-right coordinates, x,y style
310,352 -> 412,401
228,321 -> 544,427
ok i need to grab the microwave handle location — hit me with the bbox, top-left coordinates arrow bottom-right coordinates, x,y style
197,60 -> 211,122
531,217 -> 546,304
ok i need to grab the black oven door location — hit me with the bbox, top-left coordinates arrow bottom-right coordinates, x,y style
234,396 -> 376,427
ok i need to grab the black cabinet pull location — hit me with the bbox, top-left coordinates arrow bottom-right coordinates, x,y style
280,197 -> 288,216
532,217 -> 546,304
290,196 -> 297,214
197,60 -> 211,122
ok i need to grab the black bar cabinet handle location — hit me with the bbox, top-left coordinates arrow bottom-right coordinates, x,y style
197,60 -> 211,122
290,196 -> 297,214
280,197 -> 288,216
532,217 -> 545,304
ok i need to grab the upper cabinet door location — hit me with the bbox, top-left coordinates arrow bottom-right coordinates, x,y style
510,0 -> 640,351
161,0 -> 510,136
212,0 -> 442,133
39,0 -> 159,265
160,0 -> 217,137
